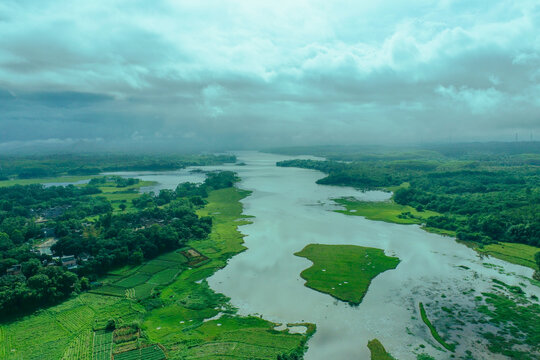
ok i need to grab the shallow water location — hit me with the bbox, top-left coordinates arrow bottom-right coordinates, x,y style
113,151 -> 539,360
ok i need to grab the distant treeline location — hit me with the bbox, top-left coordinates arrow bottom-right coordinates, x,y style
277,146 -> 540,248
267,142 -> 540,165
0,153 -> 236,180
0,170 -> 239,317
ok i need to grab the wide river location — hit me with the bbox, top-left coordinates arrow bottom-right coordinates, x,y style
114,151 -> 538,360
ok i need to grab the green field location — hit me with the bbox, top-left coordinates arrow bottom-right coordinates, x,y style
367,339 -> 396,360
114,345 -> 166,360
90,180 -> 157,213
476,242 -> 539,270
334,198 -> 441,225
90,251 -> 187,300
92,331 -> 113,360
419,303 -> 455,352
0,293 -> 142,360
62,329 -> 93,360
294,244 -> 400,304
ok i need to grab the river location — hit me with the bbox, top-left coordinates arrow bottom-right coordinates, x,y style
113,151 -> 539,360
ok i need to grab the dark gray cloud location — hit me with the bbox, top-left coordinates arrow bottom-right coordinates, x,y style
0,0 -> 539,152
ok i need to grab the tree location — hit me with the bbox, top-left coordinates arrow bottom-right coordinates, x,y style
27,274 -> 51,292
106,319 -> 116,330
0,232 -> 12,251
119,203 -> 127,212
22,258 -> 41,277
129,250 -> 144,265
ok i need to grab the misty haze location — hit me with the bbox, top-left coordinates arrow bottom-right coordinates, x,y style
0,1 -> 539,360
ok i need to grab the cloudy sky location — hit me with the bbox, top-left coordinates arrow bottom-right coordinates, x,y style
0,0 -> 539,152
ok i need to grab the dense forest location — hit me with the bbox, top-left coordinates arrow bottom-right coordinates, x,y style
276,143 -> 540,248
0,153 -> 236,180
0,170 -> 238,316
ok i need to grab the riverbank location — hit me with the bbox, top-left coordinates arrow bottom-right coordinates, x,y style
143,187 -> 315,359
334,197 -> 538,271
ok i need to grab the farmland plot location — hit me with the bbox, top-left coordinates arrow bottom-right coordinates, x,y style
114,345 -> 166,360
62,330 -> 93,360
92,331 -> 113,360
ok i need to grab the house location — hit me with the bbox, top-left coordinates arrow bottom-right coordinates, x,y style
61,255 -> 78,270
79,253 -> 91,262
6,264 -> 22,276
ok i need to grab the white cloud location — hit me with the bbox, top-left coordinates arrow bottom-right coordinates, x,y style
0,0 -> 538,148
435,85 -> 504,113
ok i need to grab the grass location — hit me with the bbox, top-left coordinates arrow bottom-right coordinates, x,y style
97,181 -> 156,193
294,244 -> 400,304
383,181 -> 410,192
418,302 -> 456,352
476,242 -> 539,270
91,180 -> 157,213
143,187 -> 313,359
334,198 -> 440,225
367,339 -> 397,360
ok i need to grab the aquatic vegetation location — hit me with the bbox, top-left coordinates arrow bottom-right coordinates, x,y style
476,284 -> 540,359
418,302 -> 456,352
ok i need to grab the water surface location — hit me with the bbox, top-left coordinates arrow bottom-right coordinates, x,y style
114,151 -> 538,360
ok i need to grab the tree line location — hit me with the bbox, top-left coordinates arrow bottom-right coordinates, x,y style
0,153 -> 237,180
0,170 -> 239,317
277,152 -> 540,248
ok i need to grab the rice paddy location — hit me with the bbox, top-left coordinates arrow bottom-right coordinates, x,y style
90,251 -> 188,300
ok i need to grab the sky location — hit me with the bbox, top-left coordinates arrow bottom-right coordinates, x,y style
0,0 -> 539,152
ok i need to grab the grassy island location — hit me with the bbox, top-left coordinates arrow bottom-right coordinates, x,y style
367,339 -> 397,360
295,244 -> 400,305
